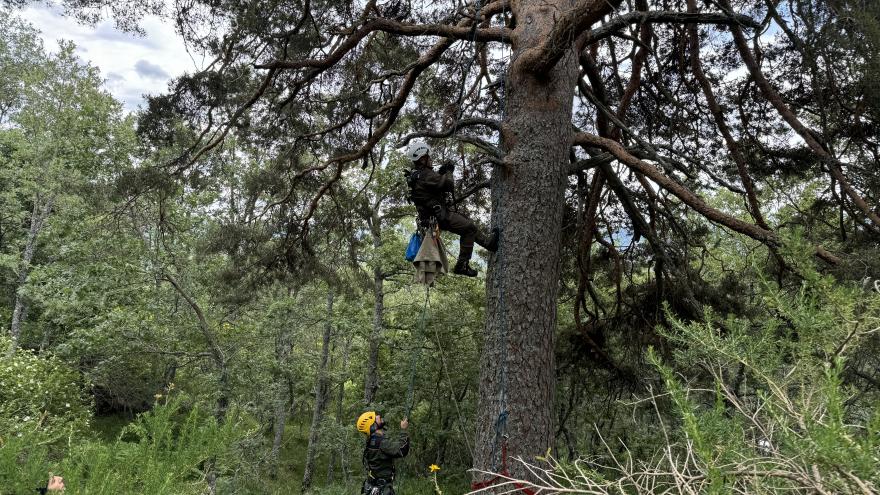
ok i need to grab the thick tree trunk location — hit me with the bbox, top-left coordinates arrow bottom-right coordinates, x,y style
364,213 -> 383,405
474,0 -> 581,483
8,195 -> 53,356
302,290 -> 334,492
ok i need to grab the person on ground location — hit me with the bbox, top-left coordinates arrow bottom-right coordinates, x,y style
404,140 -> 499,277
37,475 -> 65,493
357,411 -> 410,495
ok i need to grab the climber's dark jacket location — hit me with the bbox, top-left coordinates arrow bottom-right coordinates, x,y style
363,430 -> 410,482
408,165 -> 454,217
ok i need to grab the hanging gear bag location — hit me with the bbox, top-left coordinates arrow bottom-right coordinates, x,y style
405,232 -> 422,262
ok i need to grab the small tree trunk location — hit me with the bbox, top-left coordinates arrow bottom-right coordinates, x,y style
216,364 -> 231,423
364,214 -> 383,405
8,195 -> 53,356
338,334 -> 352,484
302,289 -> 334,492
327,330 -> 352,485
326,335 -> 338,484
271,324 -> 294,477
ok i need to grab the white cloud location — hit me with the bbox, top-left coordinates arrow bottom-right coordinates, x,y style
20,5 -> 206,112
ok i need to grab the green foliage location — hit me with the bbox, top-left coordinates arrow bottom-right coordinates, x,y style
4,4 -> 880,495
495,255 -> 880,493
643,258 -> 880,492
1,395 -> 253,495
0,336 -> 92,445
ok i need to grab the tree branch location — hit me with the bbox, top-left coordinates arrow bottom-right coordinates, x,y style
578,10 -> 759,50
520,0 -> 622,75
162,272 -> 225,365
573,132 -> 842,265
398,117 -> 501,145
257,13 -> 510,72
687,0 -> 769,230
718,0 -> 880,233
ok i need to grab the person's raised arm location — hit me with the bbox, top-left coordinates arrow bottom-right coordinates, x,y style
379,419 -> 410,458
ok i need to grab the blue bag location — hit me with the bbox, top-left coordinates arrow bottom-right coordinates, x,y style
405,232 -> 423,262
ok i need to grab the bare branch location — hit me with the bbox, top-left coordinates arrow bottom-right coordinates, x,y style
398,117 -> 501,145
578,10 -> 758,49
717,0 -> 880,233
686,0 -> 769,229
573,132 -> 843,265
162,272 -> 225,366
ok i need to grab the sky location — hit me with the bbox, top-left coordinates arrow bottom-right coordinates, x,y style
20,5 -> 203,112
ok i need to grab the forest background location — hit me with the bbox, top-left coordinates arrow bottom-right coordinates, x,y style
1,0 -> 879,493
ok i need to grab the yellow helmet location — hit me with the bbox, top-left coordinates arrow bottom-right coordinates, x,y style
356,411 -> 377,435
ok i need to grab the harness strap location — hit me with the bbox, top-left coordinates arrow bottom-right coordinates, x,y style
363,435 -> 397,482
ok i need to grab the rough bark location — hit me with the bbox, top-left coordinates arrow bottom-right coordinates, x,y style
8,195 -> 53,356
519,0 -> 622,74
364,211 -> 383,405
474,0 -> 582,484
301,290 -> 334,492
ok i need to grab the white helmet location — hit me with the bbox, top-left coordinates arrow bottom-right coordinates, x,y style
405,140 -> 431,163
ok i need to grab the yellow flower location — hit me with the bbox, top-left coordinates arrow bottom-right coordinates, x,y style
429,464 -> 441,473
154,393 -> 163,400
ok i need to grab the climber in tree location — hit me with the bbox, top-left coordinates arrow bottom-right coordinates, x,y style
404,140 -> 499,277
357,411 -> 410,495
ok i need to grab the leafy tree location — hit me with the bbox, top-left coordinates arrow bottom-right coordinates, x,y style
0,15 -> 130,355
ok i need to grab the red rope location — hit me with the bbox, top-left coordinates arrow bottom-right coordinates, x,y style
470,441 -> 537,495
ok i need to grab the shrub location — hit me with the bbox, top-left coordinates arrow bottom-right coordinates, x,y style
0,338 -> 92,444
470,271 -> 880,494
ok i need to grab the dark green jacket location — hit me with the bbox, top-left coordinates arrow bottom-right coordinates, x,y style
363,430 -> 410,481
408,166 -> 453,208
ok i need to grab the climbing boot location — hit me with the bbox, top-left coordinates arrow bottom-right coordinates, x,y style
476,227 -> 500,253
453,260 -> 478,277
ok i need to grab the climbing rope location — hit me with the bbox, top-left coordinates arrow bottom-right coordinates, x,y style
431,318 -> 477,461
470,440 -> 536,495
404,0 -> 484,415
403,284 -> 431,418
